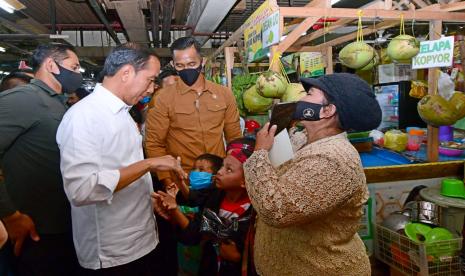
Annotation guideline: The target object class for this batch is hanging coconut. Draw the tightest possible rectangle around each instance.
[243,85,273,114]
[360,50,380,71]
[256,71,288,98]
[449,91,465,120]
[281,83,307,102]
[387,35,420,61]
[339,41,375,69]
[417,94,458,126]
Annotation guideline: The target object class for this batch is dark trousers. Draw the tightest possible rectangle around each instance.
[81,246,162,276]
[12,232,81,276]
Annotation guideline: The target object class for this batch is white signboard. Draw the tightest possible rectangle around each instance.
[262,11,280,48]
[412,36,454,69]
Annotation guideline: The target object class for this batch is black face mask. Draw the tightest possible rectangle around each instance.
[292,101,327,121]
[53,62,83,94]
[177,64,202,86]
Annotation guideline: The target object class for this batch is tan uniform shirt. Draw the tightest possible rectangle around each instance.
[145,77,242,180]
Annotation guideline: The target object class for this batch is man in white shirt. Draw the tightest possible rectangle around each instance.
[56,44,184,274]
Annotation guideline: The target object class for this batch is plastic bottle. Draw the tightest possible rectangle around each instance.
[407,129,425,151]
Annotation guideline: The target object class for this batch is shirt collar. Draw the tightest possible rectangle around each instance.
[177,75,215,95]
[30,79,59,96]
[94,84,131,114]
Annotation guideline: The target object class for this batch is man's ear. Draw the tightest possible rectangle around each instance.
[119,64,134,83]
[45,57,60,75]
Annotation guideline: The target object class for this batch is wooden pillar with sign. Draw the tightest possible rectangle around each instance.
[427,20,442,162]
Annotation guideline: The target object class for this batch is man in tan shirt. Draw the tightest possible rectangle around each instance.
[145,37,242,187]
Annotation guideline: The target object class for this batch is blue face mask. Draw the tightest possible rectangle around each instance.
[139,96,151,104]
[189,171,213,190]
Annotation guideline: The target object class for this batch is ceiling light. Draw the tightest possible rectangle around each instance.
[0,71,3,74]
[0,0,25,13]
[0,1,14,13]
[331,0,341,5]
[0,47,5,52]
[79,68,86,73]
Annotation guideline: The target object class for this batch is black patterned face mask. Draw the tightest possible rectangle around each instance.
[292,101,327,121]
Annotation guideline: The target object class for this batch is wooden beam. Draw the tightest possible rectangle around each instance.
[151,0,160,48]
[287,20,398,52]
[385,0,392,9]
[439,1,465,12]
[278,17,320,53]
[325,46,333,74]
[364,161,464,183]
[293,0,388,47]
[224,47,236,90]
[279,7,465,21]
[427,20,442,162]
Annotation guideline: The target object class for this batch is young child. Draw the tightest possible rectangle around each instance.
[177,153,223,276]
[153,138,256,276]
[177,153,223,202]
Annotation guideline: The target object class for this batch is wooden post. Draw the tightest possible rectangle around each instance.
[224,47,236,90]
[427,20,442,162]
[325,46,333,74]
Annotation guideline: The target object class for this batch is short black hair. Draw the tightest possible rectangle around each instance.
[156,64,177,85]
[170,37,201,56]
[196,154,223,174]
[75,87,90,99]
[102,43,158,77]
[0,69,34,92]
[31,43,76,73]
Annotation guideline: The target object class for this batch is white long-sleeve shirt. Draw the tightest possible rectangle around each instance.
[56,84,158,269]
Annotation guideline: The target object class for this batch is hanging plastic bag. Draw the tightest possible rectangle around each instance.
[199,208,251,241]
[438,70,455,101]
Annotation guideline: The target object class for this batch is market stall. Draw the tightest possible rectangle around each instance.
[207,0,465,274]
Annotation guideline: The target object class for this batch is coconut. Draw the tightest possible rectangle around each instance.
[417,94,458,126]
[256,71,288,98]
[360,51,380,71]
[281,83,307,102]
[339,41,375,69]
[387,35,420,61]
[450,91,465,120]
[243,85,273,114]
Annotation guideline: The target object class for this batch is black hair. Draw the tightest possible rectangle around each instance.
[102,43,157,77]
[226,137,256,159]
[195,154,224,174]
[31,43,76,73]
[0,69,34,92]
[156,64,177,85]
[170,37,201,56]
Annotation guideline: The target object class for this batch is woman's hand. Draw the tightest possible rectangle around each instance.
[219,240,241,262]
[254,122,277,151]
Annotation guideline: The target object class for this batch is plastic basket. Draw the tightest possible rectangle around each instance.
[375,224,462,276]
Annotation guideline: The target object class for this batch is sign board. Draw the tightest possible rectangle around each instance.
[300,52,325,78]
[244,0,279,63]
[262,11,280,48]
[412,36,454,69]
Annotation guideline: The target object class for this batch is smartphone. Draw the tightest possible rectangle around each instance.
[269,102,297,136]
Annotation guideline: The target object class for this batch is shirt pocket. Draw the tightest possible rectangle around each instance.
[204,102,226,128]
[174,103,196,129]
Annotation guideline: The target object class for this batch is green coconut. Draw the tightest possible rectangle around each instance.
[281,83,307,102]
[243,85,273,114]
[449,91,465,120]
[417,94,458,126]
[256,71,288,98]
[387,35,420,61]
[360,51,380,71]
[339,41,375,69]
